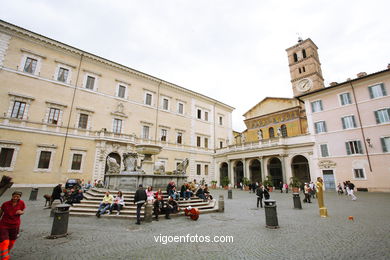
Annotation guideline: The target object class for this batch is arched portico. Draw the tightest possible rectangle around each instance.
[268,157,283,187]
[219,162,228,187]
[291,155,311,183]
[249,159,262,183]
[234,161,244,188]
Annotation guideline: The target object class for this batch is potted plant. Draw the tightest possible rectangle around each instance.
[262,176,273,192]
[242,177,251,191]
[211,180,218,189]
[289,176,302,193]
[221,176,230,189]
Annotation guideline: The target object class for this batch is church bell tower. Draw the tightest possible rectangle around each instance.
[286,38,325,96]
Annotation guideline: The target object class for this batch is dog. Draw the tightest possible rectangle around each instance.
[348,216,354,221]
[43,194,52,207]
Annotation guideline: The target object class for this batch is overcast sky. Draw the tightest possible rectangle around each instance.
[1,0,389,131]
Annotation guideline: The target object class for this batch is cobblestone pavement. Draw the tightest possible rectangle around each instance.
[2,187,390,260]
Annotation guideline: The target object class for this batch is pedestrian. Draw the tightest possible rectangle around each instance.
[0,191,26,259]
[283,183,289,193]
[337,183,343,195]
[309,182,316,198]
[256,185,264,208]
[134,184,147,225]
[347,181,357,201]
[280,181,283,193]
[50,183,63,206]
[303,183,311,203]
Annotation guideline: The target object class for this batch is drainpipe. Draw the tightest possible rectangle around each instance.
[59,53,84,168]
[154,81,162,143]
[349,82,372,172]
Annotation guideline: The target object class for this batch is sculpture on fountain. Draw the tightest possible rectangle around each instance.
[174,158,189,175]
[123,152,140,172]
[153,161,165,174]
[106,156,120,174]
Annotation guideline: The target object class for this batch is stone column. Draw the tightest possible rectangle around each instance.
[260,156,266,181]
[280,154,288,184]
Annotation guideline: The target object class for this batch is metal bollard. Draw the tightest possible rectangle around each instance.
[264,200,279,229]
[293,193,302,209]
[48,204,70,238]
[228,189,232,199]
[144,202,153,223]
[218,195,225,212]
[29,187,39,201]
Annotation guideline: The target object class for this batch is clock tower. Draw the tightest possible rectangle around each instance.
[286,38,325,96]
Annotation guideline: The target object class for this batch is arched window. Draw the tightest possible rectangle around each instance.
[281,124,287,137]
[298,68,301,74]
[269,127,275,138]
[302,49,307,58]
[293,53,298,62]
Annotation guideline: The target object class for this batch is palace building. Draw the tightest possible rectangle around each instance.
[0,20,234,187]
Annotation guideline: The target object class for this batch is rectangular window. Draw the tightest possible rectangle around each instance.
[204,138,208,148]
[71,153,82,170]
[311,100,323,113]
[204,111,209,121]
[374,109,390,124]
[57,67,69,82]
[320,144,329,157]
[381,137,390,152]
[38,151,51,169]
[314,121,327,133]
[23,57,37,74]
[11,101,26,119]
[48,108,60,125]
[177,132,182,144]
[113,119,122,134]
[354,169,365,179]
[78,113,88,129]
[341,115,357,129]
[339,93,352,105]
[0,148,14,168]
[142,126,150,139]
[196,164,201,175]
[178,103,184,114]
[219,116,223,125]
[118,85,126,98]
[345,140,363,155]
[162,98,169,110]
[197,109,202,119]
[197,136,201,147]
[145,93,152,105]
[220,141,223,148]
[85,76,95,90]
[161,129,167,141]
[205,165,209,175]
[369,83,387,98]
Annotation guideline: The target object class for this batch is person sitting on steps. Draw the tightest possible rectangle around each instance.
[96,191,114,218]
[110,191,125,216]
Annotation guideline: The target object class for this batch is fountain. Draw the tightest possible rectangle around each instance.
[104,144,188,191]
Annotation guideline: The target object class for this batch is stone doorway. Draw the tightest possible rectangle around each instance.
[249,159,262,183]
[291,155,311,184]
[268,157,283,187]
[219,162,228,187]
[234,161,244,188]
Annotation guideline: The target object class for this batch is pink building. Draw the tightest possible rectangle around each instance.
[298,68,390,191]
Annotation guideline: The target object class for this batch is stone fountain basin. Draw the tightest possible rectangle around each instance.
[135,144,162,155]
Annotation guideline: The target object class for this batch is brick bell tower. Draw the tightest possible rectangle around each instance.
[286,38,325,96]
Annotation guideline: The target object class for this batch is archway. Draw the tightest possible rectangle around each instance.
[105,152,121,174]
[249,159,262,183]
[268,157,283,187]
[219,162,228,187]
[291,155,311,183]
[234,161,244,188]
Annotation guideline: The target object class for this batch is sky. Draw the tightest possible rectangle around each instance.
[1,0,389,131]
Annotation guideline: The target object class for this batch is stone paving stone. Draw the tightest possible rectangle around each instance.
[2,187,390,259]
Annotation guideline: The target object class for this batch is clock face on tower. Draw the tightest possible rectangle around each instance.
[296,78,313,92]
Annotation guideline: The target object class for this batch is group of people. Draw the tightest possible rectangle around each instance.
[96,191,125,217]
[303,182,316,203]
[50,184,85,206]
[338,181,357,200]
[254,184,270,208]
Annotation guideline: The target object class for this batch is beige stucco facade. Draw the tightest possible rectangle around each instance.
[0,21,234,187]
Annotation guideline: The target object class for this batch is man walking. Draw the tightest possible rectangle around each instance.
[134,184,147,225]
[347,181,357,201]
[256,185,264,208]
[0,191,25,259]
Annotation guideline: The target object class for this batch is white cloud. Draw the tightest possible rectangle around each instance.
[1,0,389,131]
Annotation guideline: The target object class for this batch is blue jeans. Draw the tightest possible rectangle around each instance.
[98,203,110,214]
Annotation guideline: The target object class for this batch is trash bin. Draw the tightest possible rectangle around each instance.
[49,204,70,238]
[293,193,302,209]
[264,199,279,229]
[29,188,39,201]
[144,203,153,223]
[218,195,225,212]
[228,189,232,199]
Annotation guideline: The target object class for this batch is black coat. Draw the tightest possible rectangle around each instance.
[51,185,62,200]
[134,188,147,203]
[256,188,264,198]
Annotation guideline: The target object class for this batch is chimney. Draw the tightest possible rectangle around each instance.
[357,72,367,78]
[329,82,338,86]
[387,63,390,69]
[346,78,352,81]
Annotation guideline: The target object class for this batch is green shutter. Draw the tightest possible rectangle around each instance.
[347,93,352,104]
[381,138,388,152]
[319,100,323,111]
[381,83,387,96]
[340,95,345,105]
[314,123,318,134]
[357,141,363,154]
[352,116,357,127]
[311,102,315,112]
[342,118,346,129]
[324,121,327,132]
[368,86,374,98]
[374,111,380,124]
[345,142,351,155]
